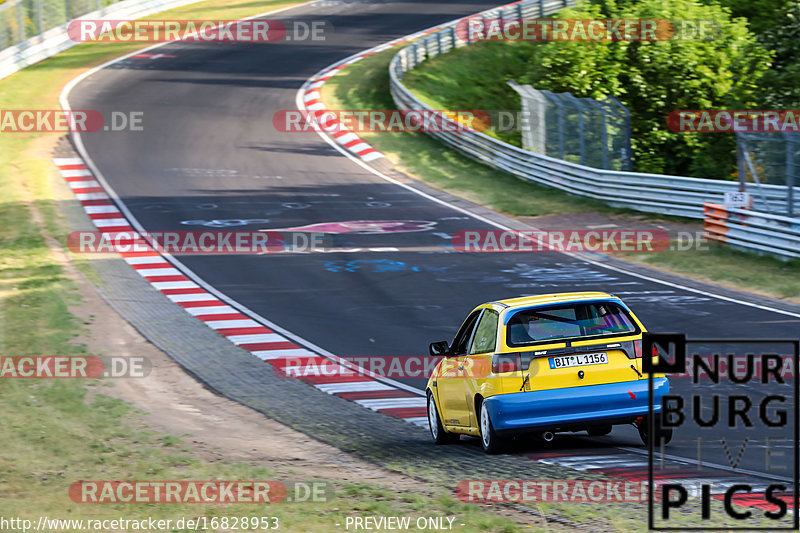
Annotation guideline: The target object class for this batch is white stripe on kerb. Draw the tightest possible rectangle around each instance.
[124,256,167,265]
[315,381,394,394]
[204,319,262,330]
[60,169,92,177]
[68,180,100,189]
[355,398,426,410]
[54,157,84,166]
[164,292,214,303]
[151,281,197,290]
[139,267,182,277]
[84,205,120,214]
[75,192,108,200]
[92,218,130,228]
[184,305,237,316]
[253,348,316,360]
[361,151,383,161]
[225,333,284,345]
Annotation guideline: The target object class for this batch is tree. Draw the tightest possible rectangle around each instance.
[699,0,788,35]
[519,0,772,178]
[758,2,800,108]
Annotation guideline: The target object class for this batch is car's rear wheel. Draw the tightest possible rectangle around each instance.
[637,415,673,446]
[478,399,505,454]
[427,393,458,445]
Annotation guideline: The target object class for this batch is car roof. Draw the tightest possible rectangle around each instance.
[492,292,619,309]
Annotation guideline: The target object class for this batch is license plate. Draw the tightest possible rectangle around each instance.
[549,352,608,369]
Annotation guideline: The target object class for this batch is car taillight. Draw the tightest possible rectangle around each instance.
[633,339,658,358]
[492,353,521,373]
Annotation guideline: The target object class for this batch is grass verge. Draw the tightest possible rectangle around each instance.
[1,378,524,531]
[321,47,800,303]
[0,2,527,531]
[324,52,613,218]
[403,41,532,147]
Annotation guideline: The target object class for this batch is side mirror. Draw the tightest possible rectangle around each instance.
[429,341,450,356]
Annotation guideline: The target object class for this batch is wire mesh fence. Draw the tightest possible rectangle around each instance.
[737,131,799,217]
[0,0,120,50]
[510,81,632,171]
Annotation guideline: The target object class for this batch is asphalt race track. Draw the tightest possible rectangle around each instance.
[65,0,800,484]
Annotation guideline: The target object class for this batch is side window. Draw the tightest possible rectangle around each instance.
[450,310,482,356]
[469,309,498,354]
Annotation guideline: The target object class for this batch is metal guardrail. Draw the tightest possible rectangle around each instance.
[1,0,115,50]
[704,203,800,260]
[388,0,800,220]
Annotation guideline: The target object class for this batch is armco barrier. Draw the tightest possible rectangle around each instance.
[388,0,799,220]
[704,203,800,260]
[0,0,205,80]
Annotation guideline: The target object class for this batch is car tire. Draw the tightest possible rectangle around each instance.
[478,399,505,454]
[638,415,673,446]
[427,393,459,445]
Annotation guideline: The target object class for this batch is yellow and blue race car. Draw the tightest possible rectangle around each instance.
[426,292,671,453]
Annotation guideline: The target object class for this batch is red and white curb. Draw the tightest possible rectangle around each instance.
[298,26,450,163]
[55,0,530,436]
[301,64,382,163]
[297,1,533,162]
[54,156,429,427]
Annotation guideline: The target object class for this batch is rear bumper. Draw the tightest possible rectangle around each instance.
[483,378,669,434]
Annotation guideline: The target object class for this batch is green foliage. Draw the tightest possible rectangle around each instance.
[700,0,789,35]
[404,41,532,146]
[756,2,800,108]
[519,0,771,177]
[700,0,800,107]
[406,0,773,178]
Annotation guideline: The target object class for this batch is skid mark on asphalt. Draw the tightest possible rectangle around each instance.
[321,259,448,273]
[180,218,272,227]
[269,220,437,234]
[434,261,628,286]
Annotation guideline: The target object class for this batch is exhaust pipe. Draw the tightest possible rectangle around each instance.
[541,431,555,442]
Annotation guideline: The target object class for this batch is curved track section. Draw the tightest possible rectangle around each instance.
[61,0,800,504]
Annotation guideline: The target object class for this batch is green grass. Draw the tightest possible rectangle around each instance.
[322,47,800,303]
[0,379,529,532]
[403,41,535,146]
[325,49,612,218]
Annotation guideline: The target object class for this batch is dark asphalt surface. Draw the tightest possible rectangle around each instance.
[67,0,799,480]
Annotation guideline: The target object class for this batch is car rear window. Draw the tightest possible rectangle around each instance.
[506,301,638,346]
